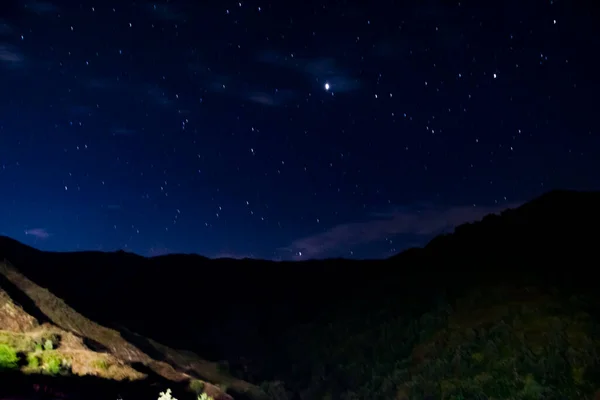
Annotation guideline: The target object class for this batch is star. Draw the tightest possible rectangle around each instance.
[0,0,596,263]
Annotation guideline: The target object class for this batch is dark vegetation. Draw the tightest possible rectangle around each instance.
[0,368,179,400]
[1,190,600,399]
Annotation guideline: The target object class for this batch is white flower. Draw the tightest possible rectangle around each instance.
[158,389,177,400]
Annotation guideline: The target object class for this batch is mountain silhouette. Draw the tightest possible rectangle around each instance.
[1,189,600,399]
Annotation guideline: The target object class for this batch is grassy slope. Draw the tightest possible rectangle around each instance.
[1,279,142,380]
[0,260,266,400]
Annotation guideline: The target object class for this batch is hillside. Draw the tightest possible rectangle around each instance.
[1,189,600,399]
[0,260,267,400]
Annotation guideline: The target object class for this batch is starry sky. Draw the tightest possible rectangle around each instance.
[0,0,598,260]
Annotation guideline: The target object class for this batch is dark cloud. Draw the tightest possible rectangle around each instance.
[283,202,521,259]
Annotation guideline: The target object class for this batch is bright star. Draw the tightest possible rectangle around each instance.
[324,83,330,91]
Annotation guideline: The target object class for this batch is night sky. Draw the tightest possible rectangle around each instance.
[0,0,598,260]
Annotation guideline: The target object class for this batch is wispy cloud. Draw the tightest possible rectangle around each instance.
[0,21,13,36]
[258,52,362,93]
[148,247,171,257]
[144,84,175,108]
[24,228,50,239]
[303,57,361,93]
[191,50,360,106]
[283,202,521,259]
[246,92,278,106]
[213,252,254,260]
[145,2,186,22]
[317,74,361,93]
[0,45,24,66]
[246,89,297,106]
[199,69,299,107]
[23,1,58,14]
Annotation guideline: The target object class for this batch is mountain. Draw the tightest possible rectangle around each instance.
[379,189,600,295]
[1,189,600,400]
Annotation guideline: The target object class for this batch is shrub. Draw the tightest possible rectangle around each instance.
[0,344,19,370]
[45,356,61,375]
[159,388,213,400]
[42,352,69,375]
[189,380,205,394]
[41,333,61,348]
[27,353,40,368]
[92,358,109,370]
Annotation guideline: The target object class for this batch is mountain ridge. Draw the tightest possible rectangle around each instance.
[2,189,599,363]
[2,189,600,399]
[2,189,596,262]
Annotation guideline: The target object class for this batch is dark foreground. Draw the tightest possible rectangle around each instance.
[1,190,600,399]
[0,370,178,400]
